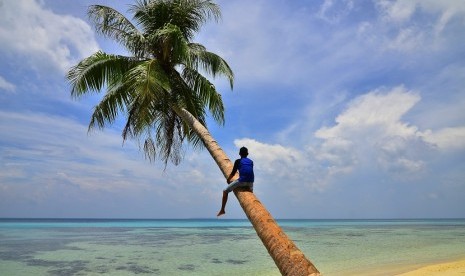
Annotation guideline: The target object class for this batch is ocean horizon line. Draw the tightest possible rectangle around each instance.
[1,217,464,220]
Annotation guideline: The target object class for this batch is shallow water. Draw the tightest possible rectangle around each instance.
[1,219,464,275]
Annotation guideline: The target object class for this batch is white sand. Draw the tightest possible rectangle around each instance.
[396,259,465,276]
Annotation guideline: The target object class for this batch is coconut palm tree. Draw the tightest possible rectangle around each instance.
[67,1,320,275]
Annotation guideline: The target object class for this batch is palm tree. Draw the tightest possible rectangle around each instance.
[67,1,320,275]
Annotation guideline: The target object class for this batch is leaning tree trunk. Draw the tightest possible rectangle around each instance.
[176,107,321,276]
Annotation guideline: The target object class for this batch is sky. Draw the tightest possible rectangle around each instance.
[0,0,464,219]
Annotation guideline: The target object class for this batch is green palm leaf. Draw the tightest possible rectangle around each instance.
[68,51,136,97]
[182,67,224,124]
[88,5,147,57]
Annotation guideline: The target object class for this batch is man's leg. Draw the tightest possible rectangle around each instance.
[217,180,240,217]
[217,190,228,217]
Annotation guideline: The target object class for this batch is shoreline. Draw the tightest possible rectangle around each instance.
[338,257,465,276]
[395,258,465,276]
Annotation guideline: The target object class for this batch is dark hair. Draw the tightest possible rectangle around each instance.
[239,147,248,156]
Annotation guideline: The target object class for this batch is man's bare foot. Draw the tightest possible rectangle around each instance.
[217,210,225,217]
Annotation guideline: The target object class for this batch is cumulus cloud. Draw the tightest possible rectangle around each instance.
[420,127,465,150]
[232,138,329,194]
[313,87,424,177]
[316,86,420,139]
[234,138,305,177]
[313,86,465,178]
[0,0,99,73]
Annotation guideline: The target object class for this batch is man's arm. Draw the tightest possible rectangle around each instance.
[227,159,240,183]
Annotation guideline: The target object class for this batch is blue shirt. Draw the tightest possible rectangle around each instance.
[234,157,254,182]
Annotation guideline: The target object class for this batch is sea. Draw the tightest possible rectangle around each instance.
[1,219,465,276]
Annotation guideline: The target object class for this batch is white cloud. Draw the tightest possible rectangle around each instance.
[375,0,465,35]
[376,0,465,23]
[0,76,15,92]
[234,138,303,168]
[313,87,422,175]
[386,27,424,52]
[313,86,465,179]
[316,86,421,139]
[0,110,178,204]
[376,0,417,23]
[344,0,465,56]
[420,127,465,150]
[0,0,99,73]
[317,0,354,24]
[232,138,328,193]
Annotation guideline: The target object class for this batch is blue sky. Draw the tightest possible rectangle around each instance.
[1,0,464,219]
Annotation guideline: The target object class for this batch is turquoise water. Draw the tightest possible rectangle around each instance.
[1,219,465,275]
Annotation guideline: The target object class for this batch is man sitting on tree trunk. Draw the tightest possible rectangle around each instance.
[217,147,254,217]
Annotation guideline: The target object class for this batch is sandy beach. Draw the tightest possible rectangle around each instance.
[396,259,465,276]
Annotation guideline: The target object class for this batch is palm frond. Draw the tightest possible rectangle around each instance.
[88,80,132,131]
[132,0,221,40]
[186,43,234,89]
[153,23,190,64]
[67,51,136,98]
[143,136,157,162]
[137,109,185,166]
[182,67,224,125]
[171,0,221,39]
[157,110,184,165]
[122,60,171,138]
[131,0,171,36]
[88,5,146,57]
[127,59,170,91]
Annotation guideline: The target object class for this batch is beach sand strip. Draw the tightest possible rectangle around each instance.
[396,259,465,276]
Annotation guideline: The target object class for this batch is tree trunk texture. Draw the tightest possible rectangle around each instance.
[176,108,321,275]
